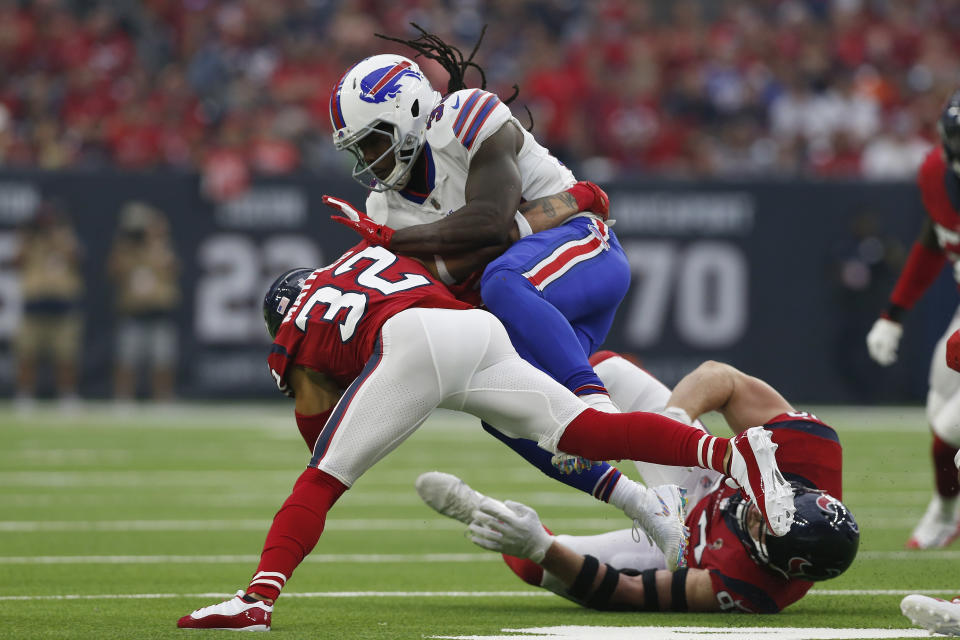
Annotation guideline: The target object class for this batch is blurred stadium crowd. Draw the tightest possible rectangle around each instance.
[0,0,957,181]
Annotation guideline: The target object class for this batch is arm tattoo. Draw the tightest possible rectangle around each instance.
[520,192,577,219]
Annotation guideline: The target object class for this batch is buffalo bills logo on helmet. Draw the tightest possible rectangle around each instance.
[359,62,422,104]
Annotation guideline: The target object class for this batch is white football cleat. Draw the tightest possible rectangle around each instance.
[622,484,689,571]
[177,590,272,631]
[727,426,795,537]
[901,593,960,635]
[416,471,485,524]
[905,496,960,549]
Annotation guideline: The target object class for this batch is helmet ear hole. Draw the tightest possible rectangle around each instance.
[411,99,419,117]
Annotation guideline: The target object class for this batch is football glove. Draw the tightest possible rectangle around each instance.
[567,181,610,220]
[866,317,903,366]
[467,498,553,563]
[323,195,395,247]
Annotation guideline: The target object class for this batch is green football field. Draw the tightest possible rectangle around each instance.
[1,402,956,639]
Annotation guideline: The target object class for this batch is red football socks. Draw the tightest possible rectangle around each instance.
[933,434,960,498]
[557,408,729,472]
[246,467,348,601]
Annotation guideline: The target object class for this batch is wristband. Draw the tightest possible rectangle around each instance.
[433,255,456,285]
[881,303,907,324]
[514,211,533,238]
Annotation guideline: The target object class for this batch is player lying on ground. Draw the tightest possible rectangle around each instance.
[866,88,960,549]
[418,355,859,613]
[177,243,795,630]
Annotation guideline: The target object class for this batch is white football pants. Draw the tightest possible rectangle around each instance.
[312,307,587,486]
[928,304,960,447]
[538,354,724,597]
[593,354,723,506]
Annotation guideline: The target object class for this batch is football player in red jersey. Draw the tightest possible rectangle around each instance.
[417,355,859,613]
[866,89,960,549]
[177,242,797,630]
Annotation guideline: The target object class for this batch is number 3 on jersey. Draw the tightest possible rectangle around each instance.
[293,246,431,342]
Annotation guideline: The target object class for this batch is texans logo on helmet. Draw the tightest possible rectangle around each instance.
[816,494,838,514]
[788,556,813,577]
[359,62,421,104]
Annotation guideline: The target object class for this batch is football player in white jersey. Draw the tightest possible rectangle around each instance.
[326,28,630,413]
[324,28,645,527]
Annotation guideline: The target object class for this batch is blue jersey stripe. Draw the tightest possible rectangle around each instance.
[310,336,384,467]
[713,570,781,613]
[452,90,481,136]
[399,144,435,204]
[765,419,839,443]
[461,95,500,149]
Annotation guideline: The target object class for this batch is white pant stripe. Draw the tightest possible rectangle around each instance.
[696,434,709,469]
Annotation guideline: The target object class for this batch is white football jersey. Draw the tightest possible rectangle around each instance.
[365,88,576,229]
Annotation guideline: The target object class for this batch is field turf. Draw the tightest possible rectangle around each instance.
[0,402,954,639]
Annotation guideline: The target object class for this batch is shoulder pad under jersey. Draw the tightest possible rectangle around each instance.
[365,191,389,225]
[425,89,513,159]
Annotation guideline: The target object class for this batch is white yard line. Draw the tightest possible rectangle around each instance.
[0,553,501,564]
[0,589,954,602]
[2,550,956,564]
[0,518,625,532]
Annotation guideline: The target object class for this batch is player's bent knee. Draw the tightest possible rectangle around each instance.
[480,268,536,311]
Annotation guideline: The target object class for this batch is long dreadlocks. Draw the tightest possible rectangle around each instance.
[375,23,523,109]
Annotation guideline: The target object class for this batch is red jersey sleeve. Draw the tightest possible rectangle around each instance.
[885,148,951,310]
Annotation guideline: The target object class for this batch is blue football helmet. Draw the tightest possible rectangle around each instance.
[263,268,314,339]
[725,481,860,581]
[938,89,960,175]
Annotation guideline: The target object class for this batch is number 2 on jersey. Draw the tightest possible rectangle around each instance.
[293,246,430,342]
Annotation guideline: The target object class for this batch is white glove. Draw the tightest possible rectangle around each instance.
[866,317,903,366]
[467,498,553,563]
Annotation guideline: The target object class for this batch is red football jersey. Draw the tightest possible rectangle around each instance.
[267,241,473,392]
[918,148,960,258]
[684,412,843,613]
